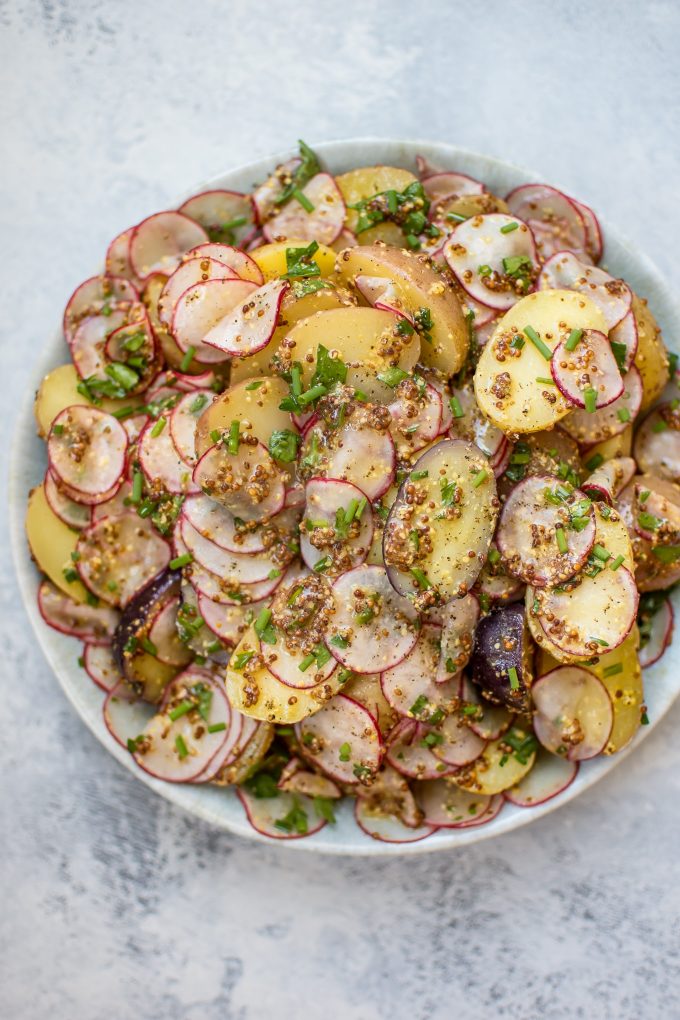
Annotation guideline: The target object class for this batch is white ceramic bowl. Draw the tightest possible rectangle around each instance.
[10,139,680,855]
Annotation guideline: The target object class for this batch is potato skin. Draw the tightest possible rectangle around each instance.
[633,294,669,412]
[469,603,533,712]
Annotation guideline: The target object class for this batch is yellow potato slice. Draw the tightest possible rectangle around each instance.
[34,364,139,437]
[225,627,346,723]
[335,166,418,239]
[449,729,536,795]
[26,483,89,602]
[195,376,295,458]
[474,290,607,433]
[583,423,633,466]
[336,244,469,374]
[632,294,669,412]
[251,240,336,282]
[278,306,420,403]
[127,651,179,704]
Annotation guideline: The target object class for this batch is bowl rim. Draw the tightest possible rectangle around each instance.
[10,137,680,856]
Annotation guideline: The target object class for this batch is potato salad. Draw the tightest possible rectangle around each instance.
[26,141,678,842]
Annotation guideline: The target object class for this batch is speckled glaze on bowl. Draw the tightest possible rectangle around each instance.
[10,140,680,855]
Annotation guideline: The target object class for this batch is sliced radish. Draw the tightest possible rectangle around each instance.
[104,683,155,748]
[38,579,120,643]
[436,594,480,675]
[147,595,193,667]
[63,275,139,342]
[171,277,258,364]
[432,710,487,767]
[326,565,420,674]
[105,229,139,284]
[505,184,588,261]
[158,256,238,328]
[300,420,396,501]
[84,643,122,692]
[459,677,512,741]
[70,309,129,379]
[187,556,282,607]
[181,517,284,585]
[573,200,603,262]
[497,474,595,586]
[551,329,623,409]
[300,477,373,574]
[192,438,285,521]
[416,779,494,827]
[475,554,525,605]
[76,512,171,607]
[354,275,415,324]
[533,565,639,657]
[277,761,341,799]
[460,293,497,328]
[609,310,638,372]
[191,702,244,784]
[178,190,256,247]
[169,389,215,467]
[44,470,92,529]
[263,173,345,245]
[48,406,128,502]
[354,797,437,843]
[203,279,289,357]
[197,591,267,646]
[448,383,507,461]
[237,787,327,840]
[252,156,302,224]
[183,493,297,555]
[104,316,159,395]
[422,171,485,203]
[504,749,579,806]
[539,250,631,329]
[385,718,451,780]
[581,456,636,505]
[295,694,383,784]
[444,214,539,310]
[633,404,680,482]
[129,211,209,280]
[137,416,199,496]
[389,380,443,454]
[532,666,613,761]
[633,484,680,543]
[91,479,133,522]
[380,626,460,720]
[186,242,264,284]
[560,366,642,446]
[639,597,674,668]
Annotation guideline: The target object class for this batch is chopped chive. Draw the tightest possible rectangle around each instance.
[377,366,408,388]
[245,380,263,390]
[500,221,519,234]
[447,212,467,223]
[131,469,143,504]
[292,187,314,212]
[410,567,432,589]
[298,653,316,672]
[233,651,254,670]
[169,552,192,570]
[228,419,240,454]
[169,700,194,721]
[313,555,332,573]
[298,383,327,407]
[339,742,351,762]
[592,544,611,562]
[449,396,464,418]
[617,407,631,423]
[583,387,597,414]
[210,428,222,444]
[254,608,273,639]
[488,548,501,565]
[536,377,555,385]
[591,637,609,647]
[207,722,227,733]
[641,712,650,725]
[603,663,623,678]
[150,416,167,438]
[140,637,157,656]
[639,490,651,502]
[652,545,680,563]
[652,419,668,433]
[510,334,525,351]
[190,393,208,414]
[508,666,519,690]
[175,734,189,759]
[609,554,625,571]
[585,453,604,472]
[472,469,488,488]
[555,527,568,554]
[523,325,552,360]
[179,346,196,372]
[410,469,429,480]
[564,328,583,352]
[638,511,661,531]
[330,634,348,648]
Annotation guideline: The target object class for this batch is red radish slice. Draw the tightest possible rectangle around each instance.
[560,366,642,446]
[178,190,256,247]
[461,293,497,328]
[183,493,292,555]
[277,761,341,799]
[535,565,639,657]
[63,275,139,342]
[300,421,396,501]
[262,638,339,692]
[475,315,502,348]
[252,156,302,224]
[55,474,123,509]
[423,374,454,433]
[432,710,487,767]
[133,673,230,782]
[422,171,485,202]
[76,512,171,607]
[444,214,539,310]
[71,309,129,378]
[147,596,193,667]
[380,626,459,720]
[389,381,443,453]
[573,200,603,263]
[416,779,493,827]
[172,277,258,364]
[246,233,265,252]
[354,275,415,324]
[263,172,345,245]
[491,438,512,479]
[609,310,638,372]
[475,552,525,605]
[48,406,128,501]
[203,279,289,357]
[353,763,421,826]
[105,229,139,284]
[187,243,264,284]
[295,694,383,784]
[300,477,373,573]
[436,595,480,677]
[185,548,282,606]
[129,211,209,280]
[505,184,588,261]
[551,329,623,409]
[38,579,120,643]
[158,257,238,328]
[104,317,159,394]
[581,456,636,505]
[84,643,122,692]
[122,414,148,443]
[237,787,327,840]
[504,749,579,806]
[459,677,512,741]
[639,597,674,668]
[169,390,215,467]
[448,384,506,461]
[327,565,420,674]
[197,592,266,646]
[149,367,218,393]
[539,251,631,329]
[532,666,613,761]
[633,404,680,482]
[138,416,200,496]
[104,683,155,748]
[91,480,132,522]
[354,798,437,843]
[385,718,451,780]
[192,439,286,521]
[497,474,595,586]
[634,484,680,543]
[191,703,243,783]
[180,517,283,585]
[44,470,92,529]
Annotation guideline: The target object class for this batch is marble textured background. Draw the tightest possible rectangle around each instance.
[2,1,680,1017]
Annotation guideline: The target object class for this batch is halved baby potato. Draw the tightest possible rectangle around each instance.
[26,483,89,603]
[335,165,418,242]
[632,294,669,412]
[195,376,295,458]
[34,364,140,437]
[336,244,469,375]
[474,290,607,433]
[251,239,336,282]
[449,727,536,795]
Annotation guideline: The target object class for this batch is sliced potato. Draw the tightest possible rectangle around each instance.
[335,166,418,241]
[336,244,469,375]
[592,502,635,569]
[34,364,139,437]
[474,290,607,433]
[632,294,669,412]
[583,423,633,465]
[251,240,336,282]
[26,483,89,603]
[589,628,643,754]
[125,650,178,704]
[449,728,536,795]
[225,627,346,723]
[195,376,295,458]
[278,306,420,403]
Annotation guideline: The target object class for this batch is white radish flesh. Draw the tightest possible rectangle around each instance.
[178,190,256,248]
[158,256,238,328]
[639,597,674,668]
[76,512,171,608]
[633,404,680,483]
[169,390,216,467]
[192,439,286,522]
[129,211,209,280]
[504,748,579,806]
[171,277,258,364]
[609,310,638,372]
[203,279,289,357]
[354,798,437,843]
[539,250,631,329]
[63,275,139,342]
[416,779,493,828]
[444,214,539,311]
[44,470,92,529]
[237,787,327,839]
[300,478,373,574]
[48,406,128,502]
[385,718,451,780]
[559,366,642,446]
[138,416,200,496]
[532,666,613,761]
[550,330,623,409]
[186,243,264,284]
[38,579,120,643]
[380,626,460,720]
[84,643,123,692]
[295,694,383,784]
[505,184,587,261]
[300,420,396,502]
[262,172,345,245]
